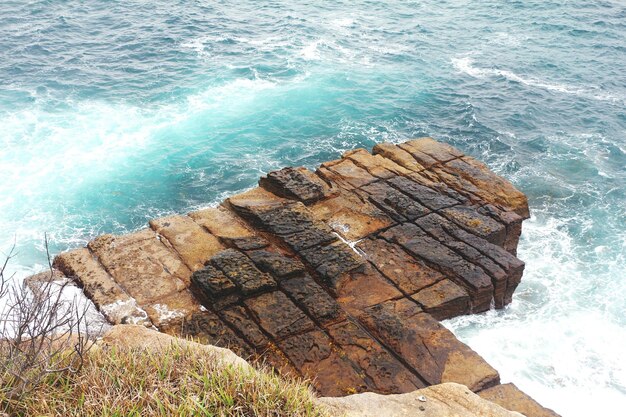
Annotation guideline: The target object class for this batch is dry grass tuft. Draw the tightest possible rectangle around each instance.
[1,342,333,417]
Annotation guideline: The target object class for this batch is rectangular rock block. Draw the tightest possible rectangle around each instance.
[299,241,365,288]
[318,159,377,189]
[443,157,529,218]
[440,206,507,247]
[145,289,200,330]
[277,329,369,396]
[190,263,239,310]
[400,137,464,163]
[259,166,331,205]
[179,310,254,359]
[310,191,394,241]
[343,148,412,178]
[210,249,276,296]
[188,206,253,239]
[357,238,444,295]
[327,320,425,393]
[381,224,493,312]
[387,176,460,211]
[359,299,500,391]
[280,274,344,324]
[150,214,224,271]
[88,230,190,304]
[360,181,430,222]
[247,248,306,279]
[53,248,150,325]
[334,264,403,316]
[372,143,427,172]
[411,279,470,320]
[245,291,316,340]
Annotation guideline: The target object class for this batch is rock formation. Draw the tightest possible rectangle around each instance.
[42,138,558,416]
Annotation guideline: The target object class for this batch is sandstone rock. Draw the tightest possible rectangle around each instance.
[479,383,561,417]
[150,214,224,271]
[381,223,494,312]
[280,274,344,324]
[318,382,525,417]
[359,299,499,391]
[357,238,444,294]
[343,148,412,178]
[179,310,254,358]
[245,291,315,340]
[359,180,430,222]
[334,264,403,316]
[211,249,277,296]
[259,166,330,204]
[277,329,368,396]
[401,137,464,163]
[442,157,530,218]
[412,279,470,320]
[372,142,427,172]
[188,206,253,239]
[327,319,424,393]
[317,159,377,189]
[310,192,394,241]
[88,230,190,304]
[299,241,365,287]
[247,248,306,279]
[53,248,150,325]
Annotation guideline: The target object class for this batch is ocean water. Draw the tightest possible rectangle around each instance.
[0,1,624,415]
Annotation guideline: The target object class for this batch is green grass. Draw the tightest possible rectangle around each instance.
[1,342,334,417]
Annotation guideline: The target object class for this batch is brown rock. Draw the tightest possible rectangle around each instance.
[277,329,368,396]
[359,180,430,222]
[343,148,413,178]
[387,176,460,211]
[299,241,365,287]
[400,137,464,163]
[412,279,470,320]
[479,383,561,417]
[190,263,239,310]
[372,143,427,172]
[381,223,493,312]
[211,249,276,296]
[259,166,330,204]
[150,214,224,271]
[144,289,200,329]
[357,238,444,294]
[319,382,525,417]
[245,291,315,340]
[335,264,403,316]
[88,230,191,303]
[280,274,344,324]
[179,310,254,359]
[310,192,394,241]
[327,320,424,393]
[318,159,377,189]
[440,206,507,246]
[247,248,306,279]
[359,299,499,391]
[442,157,529,218]
[188,206,253,239]
[53,248,150,325]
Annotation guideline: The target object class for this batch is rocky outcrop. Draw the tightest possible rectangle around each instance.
[39,138,557,414]
[319,382,525,417]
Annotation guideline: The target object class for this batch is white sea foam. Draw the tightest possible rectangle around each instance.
[445,213,626,417]
[452,56,624,104]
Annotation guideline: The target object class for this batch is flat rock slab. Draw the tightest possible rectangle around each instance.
[319,382,526,417]
[479,383,561,417]
[43,139,539,405]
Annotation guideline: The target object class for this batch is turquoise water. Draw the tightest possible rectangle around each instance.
[1,1,624,414]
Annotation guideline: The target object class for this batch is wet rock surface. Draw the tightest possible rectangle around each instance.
[41,139,540,410]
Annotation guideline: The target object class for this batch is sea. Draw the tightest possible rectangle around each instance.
[0,1,624,415]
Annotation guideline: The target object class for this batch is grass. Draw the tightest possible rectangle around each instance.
[0,342,334,417]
